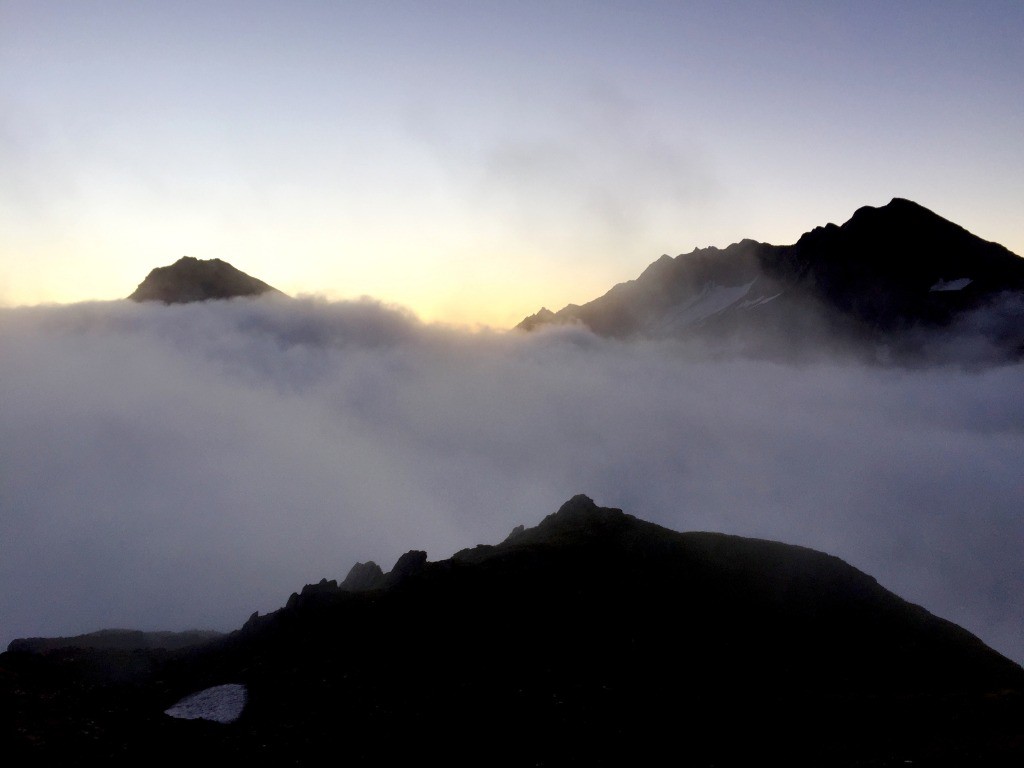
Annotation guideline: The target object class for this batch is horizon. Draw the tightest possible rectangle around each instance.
[3,2,1023,325]
[5,194,1023,329]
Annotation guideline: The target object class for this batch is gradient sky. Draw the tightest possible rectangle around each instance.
[3,1,1022,325]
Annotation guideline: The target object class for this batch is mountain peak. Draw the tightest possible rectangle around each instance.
[516,198,1024,363]
[128,256,283,304]
[844,196,952,227]
[495,494,634,548]
[515,306,559,331]
[556,493,599,514]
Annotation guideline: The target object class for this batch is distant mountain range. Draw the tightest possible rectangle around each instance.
[124,200,1024,363]
[7,629,223,654]
[519,199,1024,363]
[4,495,1023,765]
[128,256,283,303]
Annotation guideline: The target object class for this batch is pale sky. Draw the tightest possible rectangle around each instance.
[3,1,1022,326]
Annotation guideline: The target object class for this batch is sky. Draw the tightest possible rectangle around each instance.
[2,1,1023,325]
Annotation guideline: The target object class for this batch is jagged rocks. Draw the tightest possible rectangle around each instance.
[515,307,558,331]
[5,495,1024,764]
[503,524,526,544]
[340,562,385,592]
[384,550,427,586]
[517,199,1024,363]
[301,578,338,595]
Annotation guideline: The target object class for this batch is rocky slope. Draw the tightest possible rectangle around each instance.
[519,199,1024,363]
[128,256,283,303]
[3,495,1023,765]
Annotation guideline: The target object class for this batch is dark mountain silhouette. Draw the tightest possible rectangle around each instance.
[128,256,283,303]
[339,561,385,591]
[3,495,1023,765]
[519,199,1024,362]
[6,629,222,654]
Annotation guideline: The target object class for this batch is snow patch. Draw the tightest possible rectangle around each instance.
[930,278,972,292]
[656,279,757,333]
[164,683,247,723]
[737,291,783,309]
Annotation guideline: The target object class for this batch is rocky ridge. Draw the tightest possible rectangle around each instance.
[519,199,1024,362]
[128,256,283,304]
[4,495,1023,765]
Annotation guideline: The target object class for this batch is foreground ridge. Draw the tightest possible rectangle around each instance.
[4,495,1023,766]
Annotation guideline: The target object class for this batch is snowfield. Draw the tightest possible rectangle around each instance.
[164,683,247,724]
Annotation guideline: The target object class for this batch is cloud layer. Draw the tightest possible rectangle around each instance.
[2,297,1022,663]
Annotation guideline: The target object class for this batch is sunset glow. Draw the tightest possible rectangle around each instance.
[3,2,1021,324]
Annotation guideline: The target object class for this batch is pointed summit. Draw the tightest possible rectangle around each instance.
[128,256,283,304]
[514,306,558,331]
[516,198,1024,362]
[556,493,599,514]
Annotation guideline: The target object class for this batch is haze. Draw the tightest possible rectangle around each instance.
[2,297,1022,664]
[3,1,1023,324]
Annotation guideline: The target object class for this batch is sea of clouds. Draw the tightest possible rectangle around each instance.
[2,296,1022,663]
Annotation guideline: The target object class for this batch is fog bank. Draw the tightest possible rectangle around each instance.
[2,297,1022,663]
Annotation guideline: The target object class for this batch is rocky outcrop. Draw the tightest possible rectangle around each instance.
[515,307,558,332]
[340,561,385,592]
[518,199,1024,363]
[502,524,526,544]
[285,578,340,609]
[5,496,1024,764]
[384,550,427,586]
[128,256,283,304]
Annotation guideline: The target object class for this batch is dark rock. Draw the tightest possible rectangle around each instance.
[384,550,427,585]
[128,256,283,304]
[554,492,601,517]
[283,579,342,611]
[515,306,559,331]
[502,524,526,543]
[4,496,1024,764]
[340,562,385,592]
[518,198,1024,363]
[6,629,222,654]
[300,578,338,596]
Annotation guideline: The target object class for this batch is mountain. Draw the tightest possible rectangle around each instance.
[128,256,283,303]
[4,495,1023,765]
[7,629,223,654]
[519,199,1024,362]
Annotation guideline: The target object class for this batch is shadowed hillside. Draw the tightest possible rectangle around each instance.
[3,495,1022,765]
[128,256,283,303]
[520,199,1024,363]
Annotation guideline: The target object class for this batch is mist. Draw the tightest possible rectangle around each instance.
[1,296,1022,664]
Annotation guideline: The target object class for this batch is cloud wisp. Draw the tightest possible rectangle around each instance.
[1,297,1022,664]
